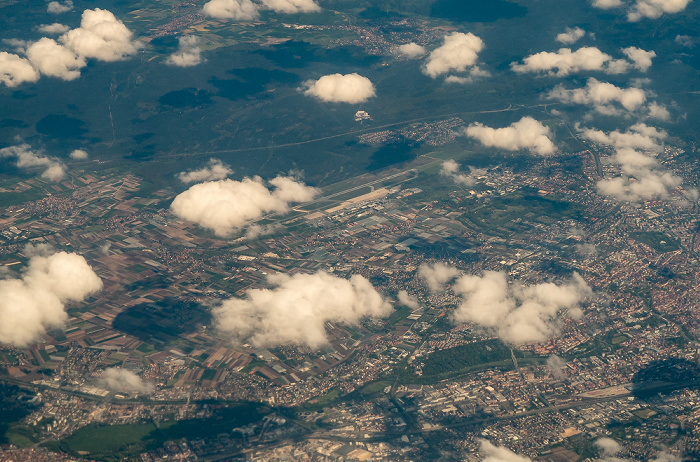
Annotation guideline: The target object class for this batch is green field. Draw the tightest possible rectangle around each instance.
[52,403,270,461]
[408,339,539,383]
[630,232,681,253]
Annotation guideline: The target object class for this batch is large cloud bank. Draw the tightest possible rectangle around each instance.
[419,264,591,345]
[0,144,66,181]
[167,36,203,67]
[580,123,684,201]
[178,158,232,183]
[171,176,319,236]
[99,368,154,394]
[423,32,484,79]
[303,73,376,103]
[214,272,392,348]
[0,247,102,347]
[511,46,654,76]
[0,8,140,86]
[464,117,556,155]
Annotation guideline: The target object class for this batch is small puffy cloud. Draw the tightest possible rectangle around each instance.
[444,66,491,84]
[596,171,682,201]
[397,290,420,309]
[202,0,260,20]
[556,27,586,44]
[581,122,666,151]
[546,355,567,378]
[628,0,692,20]
[582,124,683,201]
[0,247,102,347]
[647,102,670,120]
[60,8,141,62]
[480,440,532,462]
[303,73,376,104]
[26,38,86,81]
[547,78,647,114]
[451,271,591,345]
[593,0,624,8]
[214,271,392,349]
[423,32,484,79]
[440,159,486,186]
[178,158,232,183]
[421,266,591,345]
[171,175,319,236]
[622,46,655,71]
[0,144,66,181]
[167,36,203,67]
[397,42,427,58]
[511,46,654,76]
[418,263,461,293]
[37,23,71,34]
[99,368,154,394]
[576,243,598,255]
[0,52,40,87]
[596,438,622,457]
[69,149,88,160]
[47,0,73,14]
[464,116,556,155]
[260,0,321,13]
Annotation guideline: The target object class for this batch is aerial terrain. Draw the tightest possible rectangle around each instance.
[0,0,700,460]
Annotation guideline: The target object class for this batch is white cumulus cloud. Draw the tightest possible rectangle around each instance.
[214,271,392,348]
[439,159,486,186]
[47,0,73,14]
[464,116,556,155]
[423,32,484,79]
[581,123,684,201]
[171,175,319,236]
[397,290,420,309]
[1,9,139,87]
[419,266,591,345]
[622,46,656,71]
[0,246,102,347]
[546,78,648,114]
[37,23,71,34]
[26,38,86,81]
[203,0,260,20]
[480,440,533,462]
[0,144,66,181]
[178,158,232,183]
[60,8,141,62]
[260,0,321,13]
[0,52,40,87]
[397,42,427,58]
[628,0,692,20]
[418,263,461,293]
[99,368,154,394]
[69,149,88,160]
[451,271,591,345]
[593,0,624,8]
[303,73,376,103]
[556,27,587,44]
[167,36,203,67]
[512,46,654,76]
